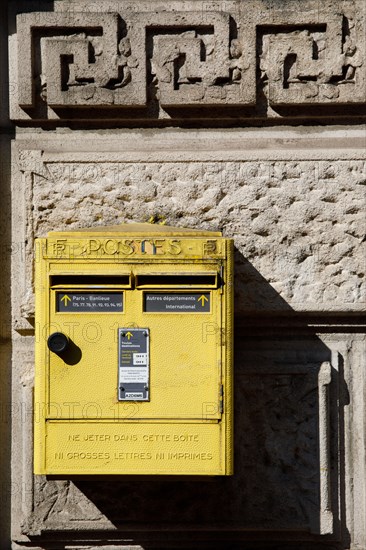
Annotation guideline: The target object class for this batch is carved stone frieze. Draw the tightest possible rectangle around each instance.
[10,1,366,122]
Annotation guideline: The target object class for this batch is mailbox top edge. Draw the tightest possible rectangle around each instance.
[44,223,223,239]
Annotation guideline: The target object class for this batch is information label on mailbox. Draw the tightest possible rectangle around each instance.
[57,292,123,312]
[144,293,210,312]
[118,328,149,401]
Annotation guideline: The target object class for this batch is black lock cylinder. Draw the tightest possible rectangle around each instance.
[47,332,70,354]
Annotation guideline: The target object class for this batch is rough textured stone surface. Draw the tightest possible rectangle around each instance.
[36,159,364,312]
[12,133,366,331]
[9,0,366,122]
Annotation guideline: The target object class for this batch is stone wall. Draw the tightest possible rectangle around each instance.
[0,0,13,545]
[2,0,366,549]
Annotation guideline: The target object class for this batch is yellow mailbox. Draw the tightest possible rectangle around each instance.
[34,224,233,475]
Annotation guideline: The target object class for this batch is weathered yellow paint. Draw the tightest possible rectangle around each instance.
[34,224,233,475]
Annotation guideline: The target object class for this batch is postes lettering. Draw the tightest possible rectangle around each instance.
[50,238,182,257]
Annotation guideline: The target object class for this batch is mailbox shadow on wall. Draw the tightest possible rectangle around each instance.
[34,227,349,546]
[71,256,349,546]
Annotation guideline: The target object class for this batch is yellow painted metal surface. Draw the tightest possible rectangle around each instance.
[34,224,233,475]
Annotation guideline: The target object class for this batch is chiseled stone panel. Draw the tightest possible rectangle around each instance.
[14,327,365,547]
[13,145,366,331]
[9,0,366,122]
[16,329,336,539]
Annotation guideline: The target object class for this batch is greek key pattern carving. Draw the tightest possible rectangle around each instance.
[17,13,145,111]
[11,2,365,121]
[146,12,252,106]
[261,15,365,105]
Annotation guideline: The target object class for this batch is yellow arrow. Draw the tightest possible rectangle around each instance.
[61,294,71,306]
[126,331,133,340]
[198,294,209,307]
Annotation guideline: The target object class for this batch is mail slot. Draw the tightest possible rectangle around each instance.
[34,223,233,475]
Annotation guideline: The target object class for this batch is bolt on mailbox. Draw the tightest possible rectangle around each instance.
[34,224,233,475]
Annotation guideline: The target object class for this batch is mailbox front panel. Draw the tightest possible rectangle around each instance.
[35,227,233,475]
